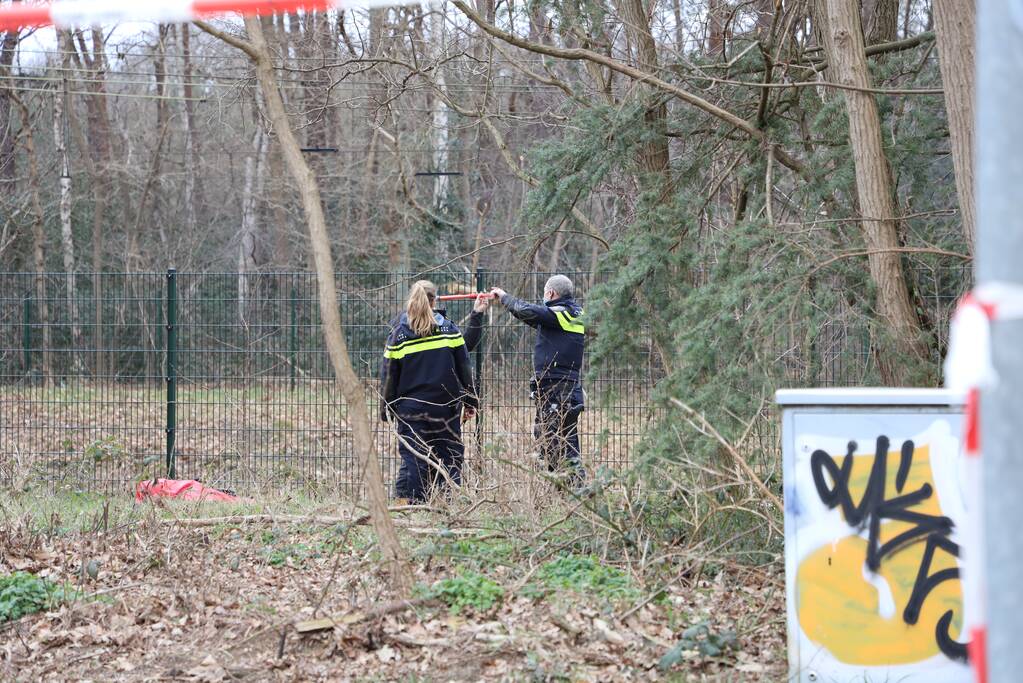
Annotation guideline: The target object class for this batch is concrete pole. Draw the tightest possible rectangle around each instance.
[977,0,1023,680]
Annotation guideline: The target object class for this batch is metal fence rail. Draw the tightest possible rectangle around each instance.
[0,266,967,495]
[0,270,659,494]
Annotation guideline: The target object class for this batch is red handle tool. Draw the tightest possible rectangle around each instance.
[436,293,495,301]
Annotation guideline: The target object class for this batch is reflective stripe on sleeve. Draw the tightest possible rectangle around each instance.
[384,333,466,359]
[385,332,460,352]
[554,310,585,334]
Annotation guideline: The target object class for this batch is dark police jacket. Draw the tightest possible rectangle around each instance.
[424,307,483,352]
[380,312,478,419]
[463,310,484,352]
[500,294,585,394]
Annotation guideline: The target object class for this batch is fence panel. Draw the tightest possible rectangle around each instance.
[1,270,661,494]
[0,272,166,491]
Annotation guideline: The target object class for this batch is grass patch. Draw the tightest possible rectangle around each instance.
[522,554,641,604]
[414,535,518,572]
[1,488,360,536]
[0,571,71,622]
[417,571,505,614]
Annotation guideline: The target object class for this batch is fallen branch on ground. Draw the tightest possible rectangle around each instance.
[294,598,438,633]
[157,505,443,528]
[670,397,784,515]
[385,633,454,647]
[162,514,352,527]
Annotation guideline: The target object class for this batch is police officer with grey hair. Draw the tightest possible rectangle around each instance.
[490,275,586,487]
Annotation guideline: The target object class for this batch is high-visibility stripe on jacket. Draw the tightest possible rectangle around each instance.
[380,311,478,418]
[499,294,585,383]
[554,309,585,334]
[384,332,465,359]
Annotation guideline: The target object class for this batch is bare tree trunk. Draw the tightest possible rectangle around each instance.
[181,24,205,234]
[71,28,135,272]
[547,229,565,271]
[861,0,898,44]
[671,0,686,53]
[707,0,728,56]
[297,12,331,170]
[267,146,293,267]
[197,16,413,596]
[902,0,915,38]
[822,0,931,382]
[365,12,407,282]
[0,26,17,201]
[429,6,451,209]
[12,93,53,385]
[264,19,294,269]
[126,25,171,266]
[66,93,107,379]
[932,0,975,252]
[613,0,680,372]
[614,0,670,187]
[151,25,171,250]
[238,125,267,322]
[53,42,81,369]
[755,0,774,36]
[68,29,114,379]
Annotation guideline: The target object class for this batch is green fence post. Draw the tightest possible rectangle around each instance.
[155,294,164,387]
[22,295,32,374]
[165,268,178,479]
[290,278,297,392]
[474,267,486,451]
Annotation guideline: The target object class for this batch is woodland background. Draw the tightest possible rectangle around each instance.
[0,1,978,676]
[0,0,973,462]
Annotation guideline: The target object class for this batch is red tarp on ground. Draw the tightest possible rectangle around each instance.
[135,479,239,503]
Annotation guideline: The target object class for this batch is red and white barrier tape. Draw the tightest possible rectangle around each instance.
[945,282,1023,683]
[0,0,410,32]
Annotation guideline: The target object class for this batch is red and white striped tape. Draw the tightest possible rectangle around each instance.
[945,282,1023,683]
[0,0,409,32]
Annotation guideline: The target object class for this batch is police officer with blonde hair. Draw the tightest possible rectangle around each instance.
[490,275,586,487]
[380,280,478,502]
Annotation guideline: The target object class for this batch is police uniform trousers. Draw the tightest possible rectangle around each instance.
[533,380,585,485]
[394,409,464,502]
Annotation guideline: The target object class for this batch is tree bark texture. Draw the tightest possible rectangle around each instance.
[238,126,266,322]
[932,0,976,252]
[237,15,414,597]
[0,27,17,199]
[12,93,53,385]
[181,24,205,234]
[707,0,728,56]
[822,0,931,383]
[613,0,670,185]
[429,6,451,210]
[66,29,111,378]
[861,0,898,45]
[53,43,81,367]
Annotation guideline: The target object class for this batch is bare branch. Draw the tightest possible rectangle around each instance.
[450,0,807,176]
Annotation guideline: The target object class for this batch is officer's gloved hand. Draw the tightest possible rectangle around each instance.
[473,293,493,313]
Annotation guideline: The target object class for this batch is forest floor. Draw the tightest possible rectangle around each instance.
[0,491,785,682]
[1,384,651,496]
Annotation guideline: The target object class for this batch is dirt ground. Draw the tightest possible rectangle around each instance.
[0,384,652,495]
[0,492,785,682]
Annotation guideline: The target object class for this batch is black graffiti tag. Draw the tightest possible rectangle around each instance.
[810,436,968,662]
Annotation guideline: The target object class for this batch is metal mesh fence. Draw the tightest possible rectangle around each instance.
[0,266,967,495]
[0,270,659,494]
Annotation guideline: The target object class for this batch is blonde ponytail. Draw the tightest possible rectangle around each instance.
[406,280,437,337]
